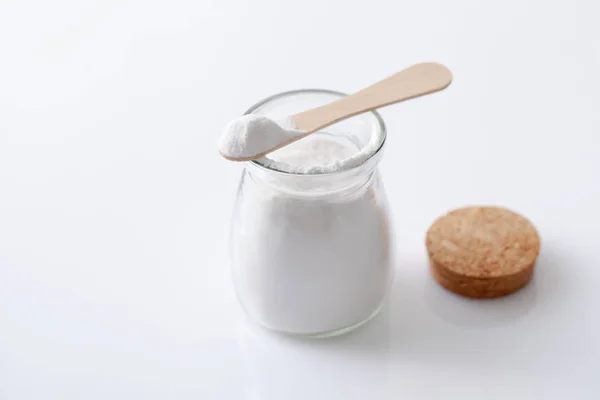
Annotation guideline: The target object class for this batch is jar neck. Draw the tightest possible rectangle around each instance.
[246,148,383,198]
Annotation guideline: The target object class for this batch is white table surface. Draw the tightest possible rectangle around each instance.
[1,0,599,398]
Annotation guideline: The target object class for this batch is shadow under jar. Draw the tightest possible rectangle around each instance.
[230,89,394,338]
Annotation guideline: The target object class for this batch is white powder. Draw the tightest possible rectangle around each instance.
[218,115,302,160]
[219,114,384,174]
[230,138,393,335]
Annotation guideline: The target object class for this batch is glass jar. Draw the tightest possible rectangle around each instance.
[230,89,394,338]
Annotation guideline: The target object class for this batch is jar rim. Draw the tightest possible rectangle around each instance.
[243,89,387,177]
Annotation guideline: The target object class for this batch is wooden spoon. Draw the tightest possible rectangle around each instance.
[220,62,452,161]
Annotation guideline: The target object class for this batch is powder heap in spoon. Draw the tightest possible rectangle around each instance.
[218,115,304,161]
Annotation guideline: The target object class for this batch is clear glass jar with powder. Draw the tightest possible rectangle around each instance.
[230,89,394,337]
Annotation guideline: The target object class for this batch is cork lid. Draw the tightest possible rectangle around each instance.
[426,206,540,298]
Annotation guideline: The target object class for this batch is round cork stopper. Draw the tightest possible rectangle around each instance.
[426,206,540,298]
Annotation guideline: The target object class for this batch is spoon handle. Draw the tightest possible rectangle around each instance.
[292,62,452,133]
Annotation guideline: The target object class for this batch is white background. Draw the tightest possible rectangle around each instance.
[1,0,599,398]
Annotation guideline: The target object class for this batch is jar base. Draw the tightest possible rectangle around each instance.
[251,300,387,339]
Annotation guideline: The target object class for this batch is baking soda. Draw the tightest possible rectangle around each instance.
[218,115,301,160]
[219,114,384,173]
